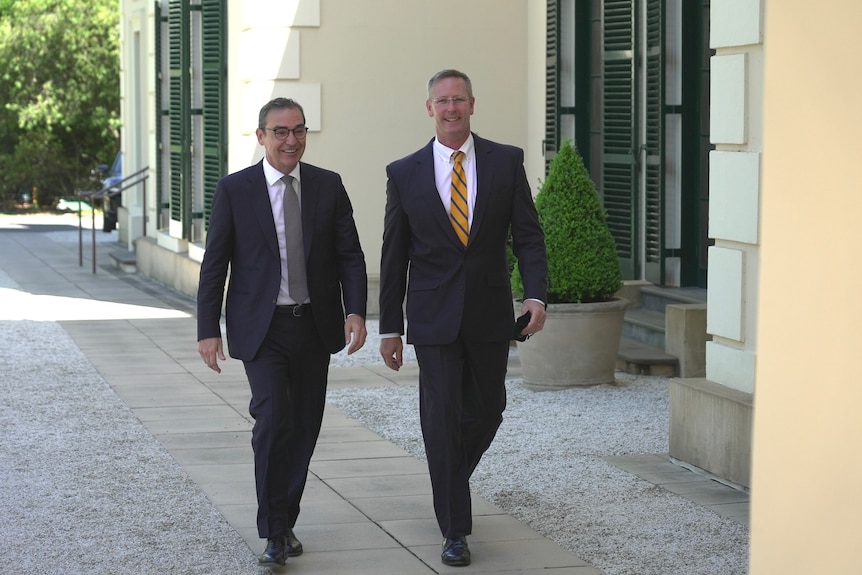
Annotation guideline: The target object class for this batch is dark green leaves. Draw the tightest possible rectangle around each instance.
[514,141,622,304]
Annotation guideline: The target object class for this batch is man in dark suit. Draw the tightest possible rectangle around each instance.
[379,69,548,567]
[197,97,367,569]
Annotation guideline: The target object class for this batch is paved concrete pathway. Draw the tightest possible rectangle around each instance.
[0,215,606,574]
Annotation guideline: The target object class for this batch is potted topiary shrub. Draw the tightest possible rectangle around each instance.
[512,140,627,388]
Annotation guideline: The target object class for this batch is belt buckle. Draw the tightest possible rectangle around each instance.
[292,304,304,317]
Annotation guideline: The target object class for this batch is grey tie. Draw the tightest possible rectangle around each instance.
[282,175,308,303]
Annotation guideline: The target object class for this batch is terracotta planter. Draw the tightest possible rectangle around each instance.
[516,297,628,389]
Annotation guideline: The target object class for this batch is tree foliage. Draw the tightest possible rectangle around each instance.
[0,0,120,208]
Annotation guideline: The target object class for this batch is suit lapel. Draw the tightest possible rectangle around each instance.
[471,134,493,244]
[298,163,317,258]
[249,161,280,259]
[412,141,453,242]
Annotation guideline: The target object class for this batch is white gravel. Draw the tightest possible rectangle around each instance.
[327,331,749,575]
[0,269,258,574]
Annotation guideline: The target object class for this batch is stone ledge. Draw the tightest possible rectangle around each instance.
[617,337,678,376]
[109,249,137,273]
[665,303,711,378]
[669,377,752,488]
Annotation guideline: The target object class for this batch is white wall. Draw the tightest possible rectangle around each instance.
[118,0,158,249]
[705,0,763,394]
[224,0,535,279]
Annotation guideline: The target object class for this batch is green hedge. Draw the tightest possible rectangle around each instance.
[513,141,621,303]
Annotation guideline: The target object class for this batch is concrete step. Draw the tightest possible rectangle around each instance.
[109,248,136,273]
[640,285,707,313]
[617,337,678,377]
[623,307,666,349]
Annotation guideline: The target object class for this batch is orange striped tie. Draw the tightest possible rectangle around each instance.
[449,151,469,246]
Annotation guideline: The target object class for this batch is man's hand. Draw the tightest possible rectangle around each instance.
[379,336,404,371]
[520,300,547,338]
[198,337,225,373]
[344,315,368,355]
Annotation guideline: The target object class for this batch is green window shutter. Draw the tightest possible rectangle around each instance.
[168,0,191,237]
[155,1,165,225]
[201,0,226,228]
[602,0,636,279]
[644,0,664,284]
[544,0,560,173]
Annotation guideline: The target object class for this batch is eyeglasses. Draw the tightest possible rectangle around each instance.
[265,126,308,140]
[431,96,471,107]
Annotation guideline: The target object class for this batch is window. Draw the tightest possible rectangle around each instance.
[158,0,226,242]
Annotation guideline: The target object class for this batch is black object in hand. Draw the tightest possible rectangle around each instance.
[513,311,532,342]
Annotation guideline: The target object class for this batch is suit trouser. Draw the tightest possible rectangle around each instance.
[243,309,330,538]
[414,337,510,539]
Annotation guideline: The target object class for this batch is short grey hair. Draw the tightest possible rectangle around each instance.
[427,69,473,99]
[258,98,306,129]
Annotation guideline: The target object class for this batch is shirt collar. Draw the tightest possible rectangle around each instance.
[262,157,301,186]
[433,134,474,164]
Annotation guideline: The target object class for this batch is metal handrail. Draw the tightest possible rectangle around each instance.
[76,166,150,273]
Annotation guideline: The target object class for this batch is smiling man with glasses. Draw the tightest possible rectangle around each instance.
[197,97,368,569]
[379,69,548,568]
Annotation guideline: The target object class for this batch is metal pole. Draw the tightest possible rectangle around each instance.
[77,191,83,267]
[142,178,147,239]
[91,195,97,274]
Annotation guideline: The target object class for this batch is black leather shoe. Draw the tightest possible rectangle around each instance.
[258,536,287,567]
[441,536,471,567]
[285,528,303,557]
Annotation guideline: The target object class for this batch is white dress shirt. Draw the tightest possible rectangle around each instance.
[432,134,477,230]
[262,157,305,305]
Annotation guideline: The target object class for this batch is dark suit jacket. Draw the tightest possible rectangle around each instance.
[379,134,547,345]
[197,160,367,360]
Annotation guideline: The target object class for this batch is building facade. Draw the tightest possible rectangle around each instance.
[116,0,747,486]
[115,3,862,570]
[117,0,546,302]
